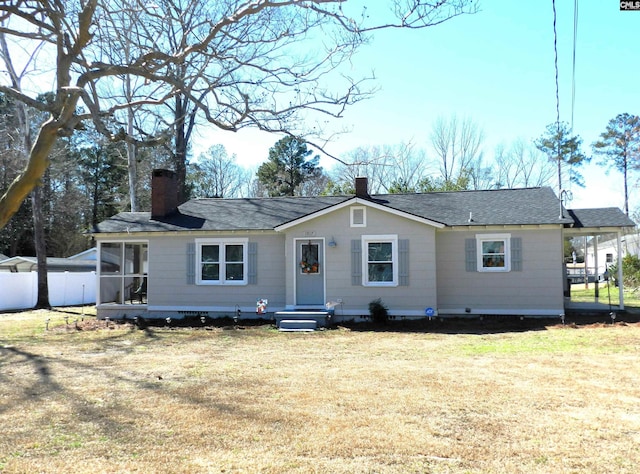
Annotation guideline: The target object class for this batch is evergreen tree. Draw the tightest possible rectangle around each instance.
[534,122,589,192]
[592,113,640,215]
[257,137,322,196]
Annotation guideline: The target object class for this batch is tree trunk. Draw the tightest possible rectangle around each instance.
[174,96,188,204]
[127,141,138,211]
[32,184,50,309]
[623,155,629,215]
[0,119,59,229]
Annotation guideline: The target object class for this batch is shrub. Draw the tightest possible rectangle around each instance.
[368,298,389,325]
[609,254,640,291]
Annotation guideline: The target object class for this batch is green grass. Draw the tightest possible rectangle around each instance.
[570,283,640,306]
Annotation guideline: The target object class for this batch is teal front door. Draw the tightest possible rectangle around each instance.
[295,239,324,306]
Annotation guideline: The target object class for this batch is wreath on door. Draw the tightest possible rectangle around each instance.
[300,242,319,274]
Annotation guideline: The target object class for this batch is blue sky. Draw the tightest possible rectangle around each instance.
[199,1,640,211]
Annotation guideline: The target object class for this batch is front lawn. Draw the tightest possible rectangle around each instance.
[1,309,639,473]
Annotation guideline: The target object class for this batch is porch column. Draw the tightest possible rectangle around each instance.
[594,235,599,300]
[617,231,625,310]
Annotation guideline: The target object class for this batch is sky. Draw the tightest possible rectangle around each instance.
[195,0,640,212]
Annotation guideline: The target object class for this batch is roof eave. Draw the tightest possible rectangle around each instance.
[274,196,446,231]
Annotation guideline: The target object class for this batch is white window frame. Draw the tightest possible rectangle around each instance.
[195,238,248,285]
[351,206,367,227]
[97,240,149,305]
[362,234,398,286]
[476,233,511,272]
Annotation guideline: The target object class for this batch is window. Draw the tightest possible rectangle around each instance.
[300,242,319,274]
[476,234,511,272]
[606,253,613,263]
[351,206,366,227]
[98,241,148,304]
[196,238,247,285]
[362,235,398,286]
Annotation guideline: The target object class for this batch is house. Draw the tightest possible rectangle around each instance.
[0,255,97,272]
[91,169,635,323]
[0,249,98,310]
[583,231,640,280]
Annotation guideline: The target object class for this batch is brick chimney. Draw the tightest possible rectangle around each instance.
[151,169,178,218]
[355,177,369,198]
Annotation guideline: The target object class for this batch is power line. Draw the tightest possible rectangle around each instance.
[552,0,560,129]
[571,0,578,131]
[552,0,562,192]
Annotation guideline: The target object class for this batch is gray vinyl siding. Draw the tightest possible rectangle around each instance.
[436,229,564,313]
[148,233,286,310]
[282,205,438,314]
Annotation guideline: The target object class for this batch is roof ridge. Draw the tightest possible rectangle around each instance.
[370,186,547,198]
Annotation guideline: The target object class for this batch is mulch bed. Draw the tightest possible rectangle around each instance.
[48,311,640,334]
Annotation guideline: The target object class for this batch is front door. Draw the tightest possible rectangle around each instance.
[295,239,324,306]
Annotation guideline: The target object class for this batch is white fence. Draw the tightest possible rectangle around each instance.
[0,272,96,311]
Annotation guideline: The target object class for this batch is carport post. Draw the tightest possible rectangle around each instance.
[617,232,624,310]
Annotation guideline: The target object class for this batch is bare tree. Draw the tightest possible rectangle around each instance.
[494,139,555,189]
[429,115,484,184]
[188,144,251,198]
[0,0,476,229]
[329,141,427,194]
[330,145,392,194]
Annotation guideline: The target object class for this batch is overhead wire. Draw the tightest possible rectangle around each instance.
[552,0,561,192]
[571,0,578,131]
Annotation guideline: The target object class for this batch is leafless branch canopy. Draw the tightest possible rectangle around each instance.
[0,0,476,227]
[1,0,476,144]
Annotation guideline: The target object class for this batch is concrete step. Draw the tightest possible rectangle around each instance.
[278,319,317,332]
[275,310,332,328]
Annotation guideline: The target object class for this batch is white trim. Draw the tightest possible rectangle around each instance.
[97,240,149,305]
[274,197,445,231]
[362,234,398,287]
[350,206,367,227]
[145,305,262,313]
[195,237,248,285]
[476,233,511,272]
[438,308,565,317]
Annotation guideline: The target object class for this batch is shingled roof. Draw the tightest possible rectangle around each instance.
[92,187,634,234]
[566,208,635,228]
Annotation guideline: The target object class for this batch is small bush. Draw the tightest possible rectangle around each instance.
[609,254,640,291]
[368,298,389,325]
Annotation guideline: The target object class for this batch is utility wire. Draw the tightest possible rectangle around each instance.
[552,0,560,128]
[571,0,578,131]
[552,0,562,192]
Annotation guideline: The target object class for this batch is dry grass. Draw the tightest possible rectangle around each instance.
[1,309,640,473]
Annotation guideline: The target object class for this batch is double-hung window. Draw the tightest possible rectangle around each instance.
[476,234,511,272]
[362,234,398,286]
[196,238,247,285]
